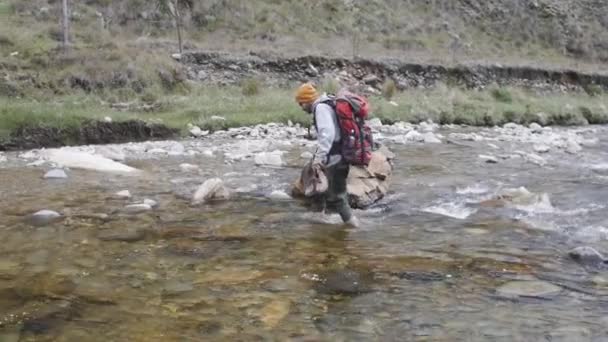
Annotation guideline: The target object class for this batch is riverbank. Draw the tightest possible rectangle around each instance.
[2,83,607,151]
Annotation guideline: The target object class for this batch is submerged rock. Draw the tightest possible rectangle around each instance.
[496,280,561,299]
[313,269,372,295]
[42,149,139,173]
[29,210,62,226]
[124,203,153,213]
[568,246,607,268]
[254,151,285,167]
[192,178,231,204]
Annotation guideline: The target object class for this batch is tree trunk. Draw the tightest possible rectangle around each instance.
[174,0,183,54]
[61,0,70,50]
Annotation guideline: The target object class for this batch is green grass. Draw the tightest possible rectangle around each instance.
[371,85,608,126]
[2,84,607,143]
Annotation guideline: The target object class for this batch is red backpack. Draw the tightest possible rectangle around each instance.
[317,89,373,166]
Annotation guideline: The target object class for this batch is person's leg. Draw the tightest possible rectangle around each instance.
[326,162,353,223]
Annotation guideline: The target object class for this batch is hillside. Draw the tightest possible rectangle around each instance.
[1,0,608,96]
[1,0,608,150]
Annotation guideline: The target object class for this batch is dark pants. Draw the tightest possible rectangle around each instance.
[325,160,352,222]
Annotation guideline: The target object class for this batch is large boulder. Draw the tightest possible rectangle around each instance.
[292,146,394,209]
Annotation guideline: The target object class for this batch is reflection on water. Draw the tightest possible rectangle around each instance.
[2,130,608,341]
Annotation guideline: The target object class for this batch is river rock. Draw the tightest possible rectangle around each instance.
[405,130,425,142]
[533,144,550,153]
[254,151,285,167]
[95,146,126,162]
[524,153,547,166]
[479,154,498,163]
[168,143,186,156]
[300,151,314,160]
[568,246,606,268]
[42,149,139,173]
[43,169,68,179]
[190,126,208,137]
[268,190,291,200]
[495,280,561,299]
[591,163,608,175]
[29,210,61,226]
[314,269,371,295]
[422,132,441,144]
[564,140,582,154]
[98,228,145,242]
[143,199,158,208]
[529,122,543,133]
[292,148,393,209]
[124,203,153,213]
[192,178,231,204]
[115,190,131,199]
[148,148,167,154]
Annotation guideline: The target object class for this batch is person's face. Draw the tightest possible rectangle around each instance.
[299,101,313,114]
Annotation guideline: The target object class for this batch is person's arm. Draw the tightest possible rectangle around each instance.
[313,103,336,165]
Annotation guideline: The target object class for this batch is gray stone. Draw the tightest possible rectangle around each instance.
[115,190,131,199]
[43,169,68,179]
[533,144,550,153]
[268,190,291,200]
[568,246,606,267]
[529,122,543,133]
[479,154,498,163]
[192,178,231,204]
[254,151,285,167]
[29,210,61,226]
[143,199,158,208]
[124,203,153,213]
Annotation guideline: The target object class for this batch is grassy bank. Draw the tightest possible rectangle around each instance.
[1,84,608,144]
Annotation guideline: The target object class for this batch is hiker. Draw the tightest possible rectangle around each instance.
[295,82,363,227]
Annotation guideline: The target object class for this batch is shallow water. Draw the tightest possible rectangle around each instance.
[1,126,608,341]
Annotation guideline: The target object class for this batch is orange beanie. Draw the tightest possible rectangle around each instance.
[295,83,319,104]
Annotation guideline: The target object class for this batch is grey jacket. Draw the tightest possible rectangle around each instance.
[312,94,341,166]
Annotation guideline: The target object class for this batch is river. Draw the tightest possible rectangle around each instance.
[1,122,607,341]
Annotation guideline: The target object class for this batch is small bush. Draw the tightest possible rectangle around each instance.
[382,79,397,100]
[439,111,454,124]
[584,84,603,97]
[140,91,158,104]
[241,77,261,96]
[491,87,513,103]
[503,110,521,123]
[322,77,340,94]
